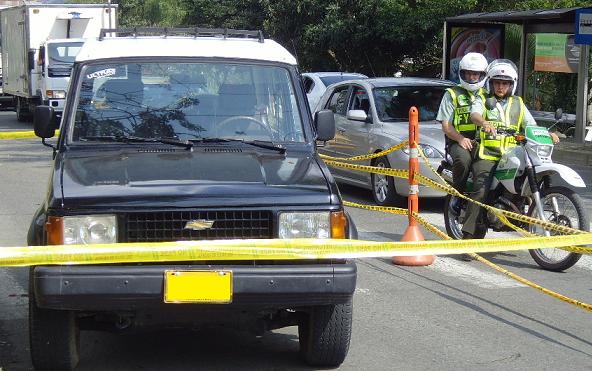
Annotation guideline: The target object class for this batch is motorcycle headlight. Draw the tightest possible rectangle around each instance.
[47,215,117,245]
[535,145,553,158]
[403,143,443,158]
[278,211,346,239]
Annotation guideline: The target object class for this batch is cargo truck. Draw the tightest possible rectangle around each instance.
[0,3,117,121]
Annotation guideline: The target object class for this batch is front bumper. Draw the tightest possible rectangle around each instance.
[33,262,357,311]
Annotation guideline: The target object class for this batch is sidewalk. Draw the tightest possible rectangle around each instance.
[552,139,592,166]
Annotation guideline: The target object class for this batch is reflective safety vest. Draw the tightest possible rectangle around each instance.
[478,96,525,161]
[446,85,486,140]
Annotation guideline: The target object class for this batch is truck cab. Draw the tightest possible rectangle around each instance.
[37,38,84,114]
[0,4,117,121]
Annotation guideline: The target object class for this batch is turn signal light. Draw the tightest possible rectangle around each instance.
[46,216,64,245]
[330,210,347,239]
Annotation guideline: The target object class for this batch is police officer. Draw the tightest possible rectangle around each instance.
[463,59,559,241]
[437,52,488,198]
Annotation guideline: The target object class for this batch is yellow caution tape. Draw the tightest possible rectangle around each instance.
[414,173,590,238]
[324,159,410,179]
[2,234,592,267]
[319,140,408,162]
[411,212,592,312]
[343,200,408,215]
[0,130,60,140]
[320,141,589,239]
[330,143,592,312]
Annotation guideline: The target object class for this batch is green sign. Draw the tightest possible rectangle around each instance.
[535,33,579,73]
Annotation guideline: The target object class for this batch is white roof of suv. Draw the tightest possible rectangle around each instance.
[76,36,297,65]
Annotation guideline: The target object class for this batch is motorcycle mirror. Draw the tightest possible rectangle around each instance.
[485,97,497,111]
[554,108,563,121]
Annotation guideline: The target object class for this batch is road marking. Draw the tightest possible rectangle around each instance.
[359,231,526,289]
[0,269,26,321]
[426,256,526,288]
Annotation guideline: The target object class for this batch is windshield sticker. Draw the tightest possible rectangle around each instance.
[87,68,116,79]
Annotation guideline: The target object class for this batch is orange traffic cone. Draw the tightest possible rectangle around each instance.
[392,107,435,266]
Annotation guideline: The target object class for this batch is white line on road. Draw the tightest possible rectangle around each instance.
[359,230,526,289]
[426,256,527,289]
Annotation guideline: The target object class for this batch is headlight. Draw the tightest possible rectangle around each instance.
[535,145,553,158]
[278,211,346,239]
[403,143,443,158]
[47,215,117,245]
[46,90,66,99]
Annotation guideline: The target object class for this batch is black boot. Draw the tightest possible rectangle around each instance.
[460,232,474,261]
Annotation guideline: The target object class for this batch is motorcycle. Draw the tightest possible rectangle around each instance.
[439,101,589,271]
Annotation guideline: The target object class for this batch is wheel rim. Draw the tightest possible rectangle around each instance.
[372,162,389,203]
[530,193,579,263]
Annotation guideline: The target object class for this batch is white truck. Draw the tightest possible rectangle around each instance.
[0,3,117,121]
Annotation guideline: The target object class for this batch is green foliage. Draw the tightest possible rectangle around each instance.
[106,0,589,85]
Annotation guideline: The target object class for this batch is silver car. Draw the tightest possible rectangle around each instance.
[316,77,454,205]
[302,72,368,112]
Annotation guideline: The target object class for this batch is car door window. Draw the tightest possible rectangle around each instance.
[349,86,370,114]
[326,86,350,116]
[303,76,315,94]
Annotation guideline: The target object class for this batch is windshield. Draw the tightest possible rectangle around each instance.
[71,62,305,143]
[48,42,84,65]
[320,75,365,87]
[373,86,446,121]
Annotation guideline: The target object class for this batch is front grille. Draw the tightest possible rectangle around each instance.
[125,210,273,242]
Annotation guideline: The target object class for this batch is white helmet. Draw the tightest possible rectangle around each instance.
[458,52,488,92]
[486,59,518,96]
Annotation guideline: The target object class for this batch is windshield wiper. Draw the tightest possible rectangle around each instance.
[82,135,193,150]
[190,138,286,154]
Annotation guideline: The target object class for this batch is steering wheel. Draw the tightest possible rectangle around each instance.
[215,116,272,138]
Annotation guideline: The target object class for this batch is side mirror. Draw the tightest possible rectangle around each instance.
[554,108,563,121]
[314,109,335,141]
[485,97,497,111]
[34,105,56,138]
[28,50,36,71]
[346,109,368,122]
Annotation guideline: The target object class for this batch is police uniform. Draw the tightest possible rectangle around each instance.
[462,95,537,236]
[436,85,485,191]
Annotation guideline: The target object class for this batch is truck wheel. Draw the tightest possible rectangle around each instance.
[298,299,352,367]
[16,98,30,122]
[29,291,80,371]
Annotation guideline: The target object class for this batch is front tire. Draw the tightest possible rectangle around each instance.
[371,156,402,206]
[298,300,353,367]
[29,276,80,371]
[528,186,589,271]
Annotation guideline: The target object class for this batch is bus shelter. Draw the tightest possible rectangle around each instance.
[443,8,592,143]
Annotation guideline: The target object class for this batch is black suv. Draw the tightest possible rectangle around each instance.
[28,29,357,370]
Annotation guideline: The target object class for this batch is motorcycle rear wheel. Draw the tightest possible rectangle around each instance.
[444,194,486,240]
[528,186,589,272]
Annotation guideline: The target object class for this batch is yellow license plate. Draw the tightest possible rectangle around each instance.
[164,270,233,304]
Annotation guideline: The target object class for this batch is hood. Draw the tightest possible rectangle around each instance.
[58,148,332,209]
[382,120,446,152]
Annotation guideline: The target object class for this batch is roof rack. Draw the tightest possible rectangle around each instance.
[98,27,265,43]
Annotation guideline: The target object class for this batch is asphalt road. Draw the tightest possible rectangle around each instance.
[1,111,591,370]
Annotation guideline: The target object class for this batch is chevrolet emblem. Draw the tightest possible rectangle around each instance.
[184,219,215,231]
